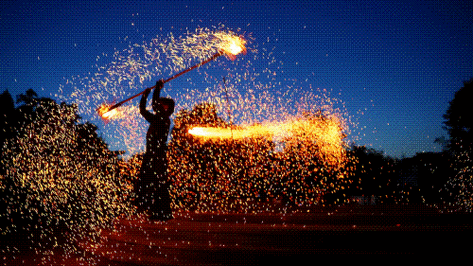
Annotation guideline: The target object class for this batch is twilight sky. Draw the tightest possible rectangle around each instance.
[1,0,472,158]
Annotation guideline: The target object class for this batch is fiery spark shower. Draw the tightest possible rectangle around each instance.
[0,100,136,263]
[54,25,354,211]
[1,25,356,264]
[169,103,350,212]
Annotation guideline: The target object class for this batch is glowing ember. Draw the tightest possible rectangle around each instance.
[216,34,247,60]
[97,104,117,120]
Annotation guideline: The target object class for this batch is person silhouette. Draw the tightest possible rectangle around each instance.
[135,79,174,221]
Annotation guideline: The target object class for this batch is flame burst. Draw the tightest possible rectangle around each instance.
[216,34,247,60]
[97,104,118,120]
[188,125,268,139]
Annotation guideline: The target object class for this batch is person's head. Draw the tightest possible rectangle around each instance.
[152,97,175,116]
[152,87,174,116]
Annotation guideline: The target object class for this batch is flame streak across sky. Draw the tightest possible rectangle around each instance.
[188,116,346,165]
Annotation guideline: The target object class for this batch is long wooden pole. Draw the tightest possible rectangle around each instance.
[100,51,223,113]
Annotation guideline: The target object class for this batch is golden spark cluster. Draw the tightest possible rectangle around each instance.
[168,103,351,212]
[444,151,473,212]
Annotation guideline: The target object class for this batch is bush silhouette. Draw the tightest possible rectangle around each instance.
[0,93,134,246]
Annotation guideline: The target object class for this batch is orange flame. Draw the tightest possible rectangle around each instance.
[188,125,271,140]
[188,117,346,166]
[98,104,117,120]
[217,34,247,60]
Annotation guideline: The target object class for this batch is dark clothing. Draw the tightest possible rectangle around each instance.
[135,87,173,221]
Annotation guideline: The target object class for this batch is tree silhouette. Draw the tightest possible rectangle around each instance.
[344,146,397,204]
[407,152,454,205]
[0,90,16,162]
[0,90,133,246]
[443,79,473,153]
[441,79,473,211]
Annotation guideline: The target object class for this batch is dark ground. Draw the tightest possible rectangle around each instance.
[2,203,473,265]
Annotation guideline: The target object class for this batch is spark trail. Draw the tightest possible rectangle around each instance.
[188,115,346,165]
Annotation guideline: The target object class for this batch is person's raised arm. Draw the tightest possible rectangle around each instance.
[140,80,164,122]
[153,79,164,100]
[140,86,153,122]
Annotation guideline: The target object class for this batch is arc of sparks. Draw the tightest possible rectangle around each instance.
[98,34,246,120]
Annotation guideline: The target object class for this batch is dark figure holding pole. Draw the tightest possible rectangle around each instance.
[135,79,175,221]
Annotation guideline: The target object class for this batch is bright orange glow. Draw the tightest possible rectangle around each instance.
[98,105,117,120]
[216,34,247,60]
[188,116,346,166]
[189,125,271,140]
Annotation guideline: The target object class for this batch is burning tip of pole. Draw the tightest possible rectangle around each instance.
[219,35,247,60]
[97,104,117,120]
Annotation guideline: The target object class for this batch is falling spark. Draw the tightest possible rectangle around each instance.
[1,99,136,263]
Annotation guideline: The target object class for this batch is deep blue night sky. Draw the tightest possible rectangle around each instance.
[1,0,472,158]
